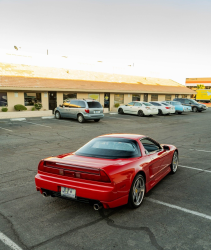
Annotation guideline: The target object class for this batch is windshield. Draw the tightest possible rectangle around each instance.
[161,103,168,106]
[191,100,199,104]
[143,102,152,106]
[75,138,141,159]
[87,102,102,108]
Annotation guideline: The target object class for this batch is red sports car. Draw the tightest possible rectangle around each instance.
[35,134,178,209]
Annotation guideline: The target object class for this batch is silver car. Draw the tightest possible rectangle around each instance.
[54,99,104,123]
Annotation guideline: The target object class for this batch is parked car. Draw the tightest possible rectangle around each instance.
[54,99,104,123]
[161,102,176,114]
[173,98,207,112]
[149,101,171,115]
[35,134,178,209]
[118,101,158,116]
[165,101,191,114]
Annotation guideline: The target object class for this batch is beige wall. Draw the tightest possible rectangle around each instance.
[158,95,165,101]
[124,93,132,104]
[99,93,104,107]
[77,93,88,99]
[148,94,151,102]
[41,92,49,110]
[7,91,24,112]
[57,92,63,107]
[110,93,115,111]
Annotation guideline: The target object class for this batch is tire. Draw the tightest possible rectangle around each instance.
[178,112,182,115]
[94,119,100,122]
[55,111,61,119]
[77,114,85,123]
[118,108,124,114]
[138,110,144,117]
[192,106,198,112]
[170,151,178,174]
[158,109,163,116]
[128,174,145,208]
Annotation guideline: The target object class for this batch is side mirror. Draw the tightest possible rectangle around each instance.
[59,104,62,107]
[163,145,170,150]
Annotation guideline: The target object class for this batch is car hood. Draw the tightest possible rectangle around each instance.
[44,153,134,170]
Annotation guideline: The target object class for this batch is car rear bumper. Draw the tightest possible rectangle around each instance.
[35,173,127,209]
[83,113,104,120]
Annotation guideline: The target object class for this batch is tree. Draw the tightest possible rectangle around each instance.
[197,84,205,89]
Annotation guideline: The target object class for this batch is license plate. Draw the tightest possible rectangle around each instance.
[94,111,100,113]
[61,187,76,199]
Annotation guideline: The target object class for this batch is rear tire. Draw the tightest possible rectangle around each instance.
[118,108,124,114]
[128,174,145,208]
[77,114,85,123]
[158,109,163,116]
[94,119,100,122]
[171,151,178,174]
[192,106,198,112]
[138,110,144,117]
[55,111,61,119]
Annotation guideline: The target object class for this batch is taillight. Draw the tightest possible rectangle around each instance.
[85,109,89,113]
[38,160,44,171]
[38,161,111,183]
[165,107,170,109]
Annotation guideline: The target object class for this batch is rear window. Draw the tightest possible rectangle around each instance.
[75,138,141,159]
[87,102,102,108]
[143,102,152,106]
[150,102,161,106]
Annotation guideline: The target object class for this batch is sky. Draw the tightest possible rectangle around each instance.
[0,0,211,84]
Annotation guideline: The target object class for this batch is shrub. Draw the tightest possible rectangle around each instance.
[114,103,120,108]
[31,107,35,111]
[34,102,42,110]
[1,107,8,112]
[14,104,27,111]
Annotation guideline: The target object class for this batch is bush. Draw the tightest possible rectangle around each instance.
[14,104,27,111]
[34,103,42,111]
[114,103,120,108]
[1,107,8,112]
[31,107,35,111]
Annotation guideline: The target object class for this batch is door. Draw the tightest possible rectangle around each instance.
[125,102,135,114]
[144,94,148,102]
[49,92,57,112]
[132,102,142,114]
[140,138,164,178]
[104,93,110,110]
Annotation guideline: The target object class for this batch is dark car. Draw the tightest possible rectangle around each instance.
[173,98,207,112]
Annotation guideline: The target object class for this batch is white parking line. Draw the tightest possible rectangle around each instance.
[189,149,211,153]
[0,232,23,250]
[179,165,211,173]
[146,198,211,221]
[0,127,13,132]
[22,121,51,128]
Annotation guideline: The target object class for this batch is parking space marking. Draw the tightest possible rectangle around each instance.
[146,198,211,221]
[21,121,51,128]
[179,165,211,173]
[0,232,23,250]
[0,127,13,132]
[189,149,211,153]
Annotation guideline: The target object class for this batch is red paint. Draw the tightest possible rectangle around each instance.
[35,134,177,209]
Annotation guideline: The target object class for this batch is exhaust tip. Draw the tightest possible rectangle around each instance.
[93,203,102,211]
[42,192,49,197]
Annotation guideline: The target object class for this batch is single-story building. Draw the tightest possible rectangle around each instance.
[0,63,195,112]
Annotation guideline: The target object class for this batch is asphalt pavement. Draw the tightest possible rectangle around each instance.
[0,110,211,250]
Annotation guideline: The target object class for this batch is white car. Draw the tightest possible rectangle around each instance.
[149,101,171,115]
[118,101,158,116]
[161,101,176,114]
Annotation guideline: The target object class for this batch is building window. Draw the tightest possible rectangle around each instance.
[63,93,77,101]
[175,94,179,98]
[24,93,41,106]
[0,92,7,106]
[114,94,124,105]
[88,94,100,101]
[182,95,188,98]
[165,95,171,101]
[132,94,140,101]
[151,94,158,101]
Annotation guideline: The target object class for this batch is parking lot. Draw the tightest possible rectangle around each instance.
[0,110,211,250]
